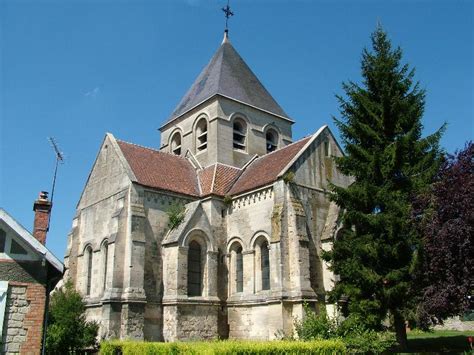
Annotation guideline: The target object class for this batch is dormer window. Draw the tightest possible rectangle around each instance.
[233,118,247,151]
[196,118,208,152]
[170,132,182,156]
[266,129,278,153]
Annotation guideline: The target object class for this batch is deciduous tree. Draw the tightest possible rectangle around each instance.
[413,142,473,327]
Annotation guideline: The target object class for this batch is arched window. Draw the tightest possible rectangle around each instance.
[229,241,244,294]
[170,132,182,156]
[85,246,93,296]
[195,118,208,152]
[233,119,247,150]
[266,129,278,153]
[236,246,243,293]
[187,241,202,296]
[102,241,108,291]
[261,241,270,290]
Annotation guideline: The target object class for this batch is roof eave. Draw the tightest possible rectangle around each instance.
[0,209,64,274]
[133,182,200,199]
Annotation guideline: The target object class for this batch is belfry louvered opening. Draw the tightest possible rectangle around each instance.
[196,118,208,152]
[233,118,247,151]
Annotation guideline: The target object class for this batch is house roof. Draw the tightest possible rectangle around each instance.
[165,36,290,125]
[0,208,64,274]
[228,136,312,196]
[117,140,200,197]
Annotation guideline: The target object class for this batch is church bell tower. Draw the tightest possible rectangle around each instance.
[159,31,294,169]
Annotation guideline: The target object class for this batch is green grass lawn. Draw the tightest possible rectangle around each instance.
[394,330,474,354]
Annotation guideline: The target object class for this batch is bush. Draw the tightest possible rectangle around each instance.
[100,339,346,355]
[294,304,337,340]
[343,331,395,354]
[45,281,99,354]
[294,304,395,353]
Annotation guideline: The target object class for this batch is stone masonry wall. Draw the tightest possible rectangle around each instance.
[1,283,46,355]
[175,304,219,341]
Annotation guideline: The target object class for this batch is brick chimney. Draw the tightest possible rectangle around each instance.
[33,191,52,245]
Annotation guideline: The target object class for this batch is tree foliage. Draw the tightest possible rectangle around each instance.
[324,26,444,348]
[45,281,98,354]
[294,304,396,353]
[412,142,473,327]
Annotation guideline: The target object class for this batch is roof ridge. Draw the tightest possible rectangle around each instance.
[215,162,242,170]
[252,135,311,162]
[116,139,192,163]
[216,42,227,100]
[210,164,218,193]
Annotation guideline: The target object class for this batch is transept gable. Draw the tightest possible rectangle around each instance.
[77,133,135,210]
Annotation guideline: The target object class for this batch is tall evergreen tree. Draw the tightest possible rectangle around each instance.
[325,27,444,348]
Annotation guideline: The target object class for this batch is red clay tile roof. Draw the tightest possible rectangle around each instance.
[228,136,311,195]
[116,136,310,198]
[212,164,242,196]
[117,140,200,197]
[198,165,215,195]
[199,163,242,197]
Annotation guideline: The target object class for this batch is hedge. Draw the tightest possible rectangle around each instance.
[100,339,347,355]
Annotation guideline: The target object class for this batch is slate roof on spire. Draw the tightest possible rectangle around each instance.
[166,38,290,124]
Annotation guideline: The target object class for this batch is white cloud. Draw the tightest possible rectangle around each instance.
[84,87,100,98]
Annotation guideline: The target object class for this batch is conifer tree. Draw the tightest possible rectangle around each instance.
[325,27,444,348]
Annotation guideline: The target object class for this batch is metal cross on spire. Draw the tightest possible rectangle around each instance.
[222,0,234,35]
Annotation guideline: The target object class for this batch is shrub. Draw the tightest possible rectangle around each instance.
[294,304,337,340]
[45,281,99,354]
[294,305,395,353]
[343,330,395,354]
[100,339,346,355]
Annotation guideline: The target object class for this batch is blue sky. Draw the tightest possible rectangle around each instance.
[1,0,472,259]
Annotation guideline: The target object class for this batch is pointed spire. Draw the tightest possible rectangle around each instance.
[222,30,229,44]
[164,40,290,124]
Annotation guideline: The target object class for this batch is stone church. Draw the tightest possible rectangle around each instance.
[63,32,351,341]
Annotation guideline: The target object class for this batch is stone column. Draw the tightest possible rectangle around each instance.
[286,197,314,297]
[120,202,146,340]
[242,250,255,294]
[206,250,218,297]
[269,242,283,292]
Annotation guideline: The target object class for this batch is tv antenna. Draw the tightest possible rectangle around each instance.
[48,137,65,215]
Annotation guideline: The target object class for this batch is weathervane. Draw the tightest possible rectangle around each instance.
[222,0,234,35]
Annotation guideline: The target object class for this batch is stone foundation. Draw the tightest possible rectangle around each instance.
[163,303,219,341]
